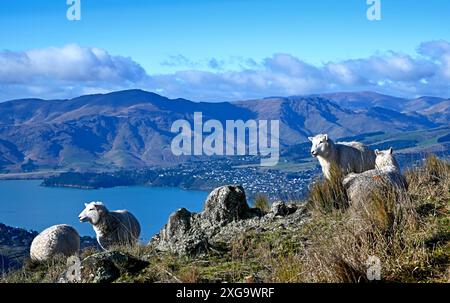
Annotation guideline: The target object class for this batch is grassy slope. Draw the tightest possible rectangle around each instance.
[1,157,449,283]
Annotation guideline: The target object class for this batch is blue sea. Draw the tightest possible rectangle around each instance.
[0,180,208,242]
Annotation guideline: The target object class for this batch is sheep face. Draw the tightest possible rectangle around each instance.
[375,148,395,169]
[79,201,107,225]
[308,134,331,158]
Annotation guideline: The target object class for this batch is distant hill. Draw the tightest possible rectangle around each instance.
[404,96,448,112]
[313,91,408,111]
[234,96,438,145]
[0,90,448,172]
[422,100,450,123]
[0,223,37,273]
[313,91,448,113]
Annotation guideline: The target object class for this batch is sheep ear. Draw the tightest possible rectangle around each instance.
[324,134,328,141]
[389,147,393,154]
[308,137,314,142]
[84,203,88,207]
[375,149,380,155]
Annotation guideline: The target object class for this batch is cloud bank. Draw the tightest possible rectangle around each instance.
[1,41,450,101]
[0,44,148,100]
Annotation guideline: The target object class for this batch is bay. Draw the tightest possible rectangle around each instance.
[0,180,208,242]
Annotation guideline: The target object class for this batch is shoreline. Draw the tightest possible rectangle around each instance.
[0,171,66,181]
[0,176,212,193]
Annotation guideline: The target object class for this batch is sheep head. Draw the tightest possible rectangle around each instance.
[308,134,331,158]
[79,201,108,225]
[375,147,397,169]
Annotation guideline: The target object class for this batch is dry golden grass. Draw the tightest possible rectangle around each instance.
[282,156,449,283]
[307,163,349,213]
[253,193,271,213]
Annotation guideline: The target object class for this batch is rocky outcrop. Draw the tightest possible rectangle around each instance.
[151,185,309,256]
[60,251,149,283]
[201,186,253,224]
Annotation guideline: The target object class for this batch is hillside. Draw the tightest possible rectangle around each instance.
[1,156,448,283]
[313,91,409,111]
[422,100,450,123]
[0,90,448,173]
[313,91,448,113]
[0,224,38,273]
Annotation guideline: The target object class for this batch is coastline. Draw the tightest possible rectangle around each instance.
[0,171,66,181]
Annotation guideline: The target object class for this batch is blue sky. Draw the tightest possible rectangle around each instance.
[0,0,450,101]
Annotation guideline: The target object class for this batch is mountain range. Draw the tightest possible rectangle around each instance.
[0,89,449,172]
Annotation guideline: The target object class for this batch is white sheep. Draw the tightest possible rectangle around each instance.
[343,148,408,206]
[308,134,376,180]
[374,147,402,173]
[30,224,80,262]
[78,201,141,250]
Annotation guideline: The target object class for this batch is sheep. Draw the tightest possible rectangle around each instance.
[78,201,141,250]
[30,224,80,262]
[374,148,402,172]
[308,134,376,180]
[343,148,408,206]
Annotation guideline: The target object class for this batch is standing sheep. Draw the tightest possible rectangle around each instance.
[308,134,376,180]
[30,224,80,262]
[78,201,141,250]
[343,148,408,206]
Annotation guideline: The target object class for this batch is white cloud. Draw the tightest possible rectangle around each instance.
[0,44,148,100]
[147,44,450,100]
[1,41,450,101]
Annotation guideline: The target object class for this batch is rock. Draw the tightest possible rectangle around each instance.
[60,251,149,283]
[164,208,192,239]
[269,201,298,217]
[151,185,309,256]
[202,185,250,225]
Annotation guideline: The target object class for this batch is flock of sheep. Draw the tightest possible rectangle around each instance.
[30,202,141,261]
[308,133,407,198]
[29,134,407,262]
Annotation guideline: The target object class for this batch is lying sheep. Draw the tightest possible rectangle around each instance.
[309,134,376,180]
[343,148,408,206]
[30,224,80,261]
[78,201,141,250]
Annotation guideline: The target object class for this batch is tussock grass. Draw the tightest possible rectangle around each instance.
[287,156,449,282]
[307,163,349,213]
[253,193,271,213]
